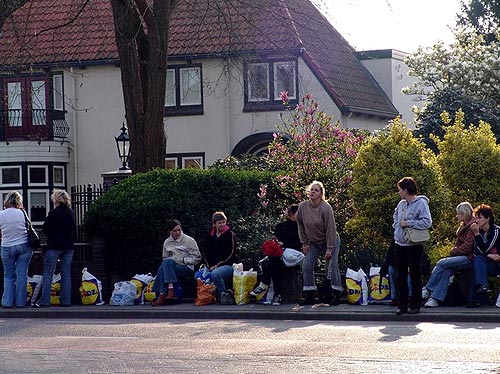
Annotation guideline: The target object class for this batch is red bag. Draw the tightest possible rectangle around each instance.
[195,279,217,306]
[262,239,284,257]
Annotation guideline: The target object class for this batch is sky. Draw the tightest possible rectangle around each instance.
[318,0,463,53]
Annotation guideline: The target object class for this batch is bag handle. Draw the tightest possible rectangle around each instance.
[21,208,32,233]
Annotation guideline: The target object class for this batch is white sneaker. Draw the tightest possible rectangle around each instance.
[422,287,430,300]
[424,297,439,308]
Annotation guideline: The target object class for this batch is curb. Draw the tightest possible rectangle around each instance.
[1,303,499,323]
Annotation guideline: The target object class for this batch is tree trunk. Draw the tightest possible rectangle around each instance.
[110,0,174,173]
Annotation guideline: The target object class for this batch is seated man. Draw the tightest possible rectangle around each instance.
[152,219,202,306]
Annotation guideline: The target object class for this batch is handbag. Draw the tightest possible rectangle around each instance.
[22,209,40,249]
[403,227,430,244]
[282,248,305,267]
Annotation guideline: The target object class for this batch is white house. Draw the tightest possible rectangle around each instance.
[0,0,403,223]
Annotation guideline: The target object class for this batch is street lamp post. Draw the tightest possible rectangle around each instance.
[115,123,130,170]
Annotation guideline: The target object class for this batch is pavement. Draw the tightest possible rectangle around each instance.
[0,301,499,323]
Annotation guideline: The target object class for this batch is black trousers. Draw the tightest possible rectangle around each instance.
[394,243,423,309]
[260,256,284,294]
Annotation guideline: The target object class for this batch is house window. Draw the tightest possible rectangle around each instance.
[164,64,203,116]
[1,75,58,139]
[244,60,298,112]
[28,190,49,224]
[165,153,204,169]
[31,80,47,126]
[247,63,269,102]
[28,166,48,186]
[0,166,22,186]
[274,61,297,101]
[52,74,64,111]
[53,166,65,186]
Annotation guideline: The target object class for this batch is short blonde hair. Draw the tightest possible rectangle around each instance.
[306,180,326,200]
[456,201,473,222]
[4,191,22,208]
[51,189,71,207]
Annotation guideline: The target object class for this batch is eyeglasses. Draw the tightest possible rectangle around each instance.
[310,188,321,192]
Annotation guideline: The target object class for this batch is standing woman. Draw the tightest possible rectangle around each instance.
[297,181,342,306]
[393,177,432,315]
[202,211,236,300]
[36,189,75,307]
[0,191,32,308]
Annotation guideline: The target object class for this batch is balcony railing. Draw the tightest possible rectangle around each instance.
[1,109,70,142]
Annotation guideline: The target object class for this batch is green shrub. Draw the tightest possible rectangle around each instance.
[84,168,281,279]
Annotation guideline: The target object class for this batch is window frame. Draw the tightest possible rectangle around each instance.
[27,189,50,225]
[53,165,65,186]
[165,153,205,169]
[0,166,22,187]
[243,59,299,112]
[52,73,65,112]
[27,165,48,186]
[164,64,203,116]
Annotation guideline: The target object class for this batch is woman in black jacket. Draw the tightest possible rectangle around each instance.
[202,211,236,300]
[35,189,75,307]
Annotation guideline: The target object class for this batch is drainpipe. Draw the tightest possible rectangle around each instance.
[225,58,232,159]
[70,67,79,185]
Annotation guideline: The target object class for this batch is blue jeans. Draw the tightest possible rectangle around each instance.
[152,258,193,294]
[302,242,343,292]
[1,243,32,308]
[39,249,74,306]
[469,255,500,303]
[425,255,472,302]
[210,265,233,298]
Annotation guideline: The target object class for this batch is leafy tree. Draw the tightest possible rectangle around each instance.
[458,0,500,34]
[435,109,500,213]
[346,119,447,267]
[414,88,500,152]
[405,28,500,146]
[267,93,367,233]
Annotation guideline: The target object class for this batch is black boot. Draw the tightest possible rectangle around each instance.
[298,290,316,305]
[328,290,341,306]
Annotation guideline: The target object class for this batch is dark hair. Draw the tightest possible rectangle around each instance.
[287,205,299,217]
[473,204,495,226]
[397,177,418,196]
[166,219,181,231]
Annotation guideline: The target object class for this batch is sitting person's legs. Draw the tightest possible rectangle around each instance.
[152,259,193,305]
[210,265,233,299]
[425,255,471,303]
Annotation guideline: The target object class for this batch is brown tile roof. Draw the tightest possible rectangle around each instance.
[0,0,398,117]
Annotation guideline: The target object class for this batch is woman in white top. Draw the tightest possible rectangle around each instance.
[0,191,32,308]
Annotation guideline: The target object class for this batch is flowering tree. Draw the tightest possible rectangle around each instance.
[404,28,500,146]
[267,93,366,232]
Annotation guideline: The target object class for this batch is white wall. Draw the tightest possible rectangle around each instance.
[358,50,418,124]
[60,56,395,185]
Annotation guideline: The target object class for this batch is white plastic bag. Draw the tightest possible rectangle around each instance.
[79,267,105,305]
[50,273,61,305]
[496,291,500,308]
[27,275,43,306]
[345,268,368,305]
[110,281,137,306]
[282,248,305,267]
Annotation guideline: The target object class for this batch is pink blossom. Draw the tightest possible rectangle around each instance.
[280,91,289,105]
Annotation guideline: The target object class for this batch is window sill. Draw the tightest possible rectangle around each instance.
[243,100,297,113]
[164,106,204,117]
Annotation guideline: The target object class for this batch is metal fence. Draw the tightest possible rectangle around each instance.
[71,183,109,242]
